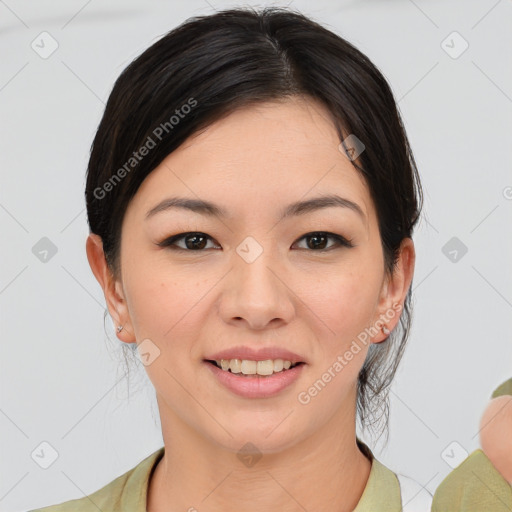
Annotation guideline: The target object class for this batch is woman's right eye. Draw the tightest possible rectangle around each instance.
[157,232,221,251]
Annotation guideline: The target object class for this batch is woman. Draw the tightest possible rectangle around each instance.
[31,6,430,511]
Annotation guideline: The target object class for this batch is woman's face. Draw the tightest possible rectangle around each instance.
[94,96,413,454]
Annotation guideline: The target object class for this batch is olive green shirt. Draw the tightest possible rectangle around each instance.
[492,378,512,399]
[431,449,512,512]
[431,378,512,511]
[30,441,424,511]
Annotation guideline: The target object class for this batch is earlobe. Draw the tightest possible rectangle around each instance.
[85,233,136,343]
[371,238,415,344]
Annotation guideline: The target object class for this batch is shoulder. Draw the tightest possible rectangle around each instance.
[29,447,165,512]
[431,449,512,511]
[28,470,130,512]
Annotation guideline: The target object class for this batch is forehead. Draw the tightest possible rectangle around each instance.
[178,97,354,175]
[127,97,374,225]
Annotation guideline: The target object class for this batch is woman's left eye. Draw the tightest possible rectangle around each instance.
[293,231,354,251]
[157,231,354,252]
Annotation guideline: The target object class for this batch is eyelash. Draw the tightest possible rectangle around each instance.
[157,231,355,252]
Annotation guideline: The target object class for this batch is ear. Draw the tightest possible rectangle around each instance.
[371,237,415,344]
[85,233,136,344]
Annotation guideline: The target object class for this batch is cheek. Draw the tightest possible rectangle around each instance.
[306,265,382,340]
[123,260,207,342]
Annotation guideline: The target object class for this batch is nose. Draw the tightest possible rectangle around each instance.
[218,247,295,330]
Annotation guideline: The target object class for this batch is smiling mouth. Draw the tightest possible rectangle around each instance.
[204,359,305,377]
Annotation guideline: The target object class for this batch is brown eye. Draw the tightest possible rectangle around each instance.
[306,233,328,250]
[157,232,220,251]
[183,234,208,250]
[294,231,354,251]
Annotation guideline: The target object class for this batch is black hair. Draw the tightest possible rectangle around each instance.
[85,6,423,438]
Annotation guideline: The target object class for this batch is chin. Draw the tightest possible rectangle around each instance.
[210,423,305,456]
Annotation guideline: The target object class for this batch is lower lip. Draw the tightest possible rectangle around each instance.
[204,361,305,398]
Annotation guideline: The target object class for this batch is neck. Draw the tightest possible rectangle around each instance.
[147,398,372,512]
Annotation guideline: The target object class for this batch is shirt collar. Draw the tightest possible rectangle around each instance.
[353,439,402,511]
[122,441,401,511]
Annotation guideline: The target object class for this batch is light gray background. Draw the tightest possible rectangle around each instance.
[1,0,511,510]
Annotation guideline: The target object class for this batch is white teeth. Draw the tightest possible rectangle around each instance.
[256,360,273,376]
[273,359,284,372]
[215,358,298,375]
[230,359,242,373]
[241,360,257,375]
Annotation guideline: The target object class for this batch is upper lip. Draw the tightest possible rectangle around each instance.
[204,346,306,364]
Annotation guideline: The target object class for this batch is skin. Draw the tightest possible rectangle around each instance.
[479,395,512,485]
[87,96,415,512]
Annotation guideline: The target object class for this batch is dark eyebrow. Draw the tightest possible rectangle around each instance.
[145,194,365,221]
[281,195,365,221]
[145,197,228,220]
